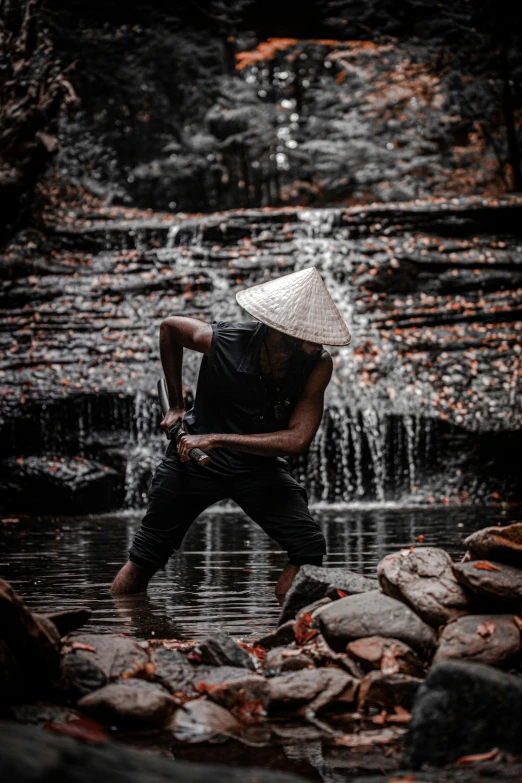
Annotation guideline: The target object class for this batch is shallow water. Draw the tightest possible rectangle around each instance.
[1,504,519,640]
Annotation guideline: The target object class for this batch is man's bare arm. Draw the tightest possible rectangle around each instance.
[177,352,333,459]
[159,316,212,435]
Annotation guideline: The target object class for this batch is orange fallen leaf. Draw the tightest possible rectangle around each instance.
[70,641,96,652]
[337,589,348,598]
[476,621,496,638]
[472,561,502,572]
[294,611,319,645]
[388,705,412,724]
[44,717,107,745]
[457,747,499,764]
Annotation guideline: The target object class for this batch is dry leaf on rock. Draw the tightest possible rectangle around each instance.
[457,747,499,764]
[70,641,97,652]
[381,646,400,675]
[472,561,502,572]
[44,717,108,745]
[476,621,496,638]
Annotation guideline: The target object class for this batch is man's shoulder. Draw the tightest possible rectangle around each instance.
[213,320,259,333]
[212,320,261,341]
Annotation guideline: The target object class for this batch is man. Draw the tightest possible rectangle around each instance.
[111,267,351,598]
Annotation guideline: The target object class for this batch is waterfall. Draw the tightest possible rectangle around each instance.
[295,405,439,504]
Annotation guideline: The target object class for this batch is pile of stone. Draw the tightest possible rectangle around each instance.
[1,522,521,772]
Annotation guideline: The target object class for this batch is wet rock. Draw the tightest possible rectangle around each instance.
[305,634,364,678]
[71,633,149,680]
[453,560,522,606]
[278,565,378,625]
[357,671,423,713]
[192,666,251,691]
[262,646,314,676]
[377,547,472,626]
[0,639,24,704]
[316,591,436,657]
[465,523,522,567]
[346,636,424,677]
[41,609,92,637]
[170,698,241,743]
[268,668,358,712]
[61,653,107,699]
[257,620,295,649]
[149,646,195,694]
[0,578,61,694]
[10,703,84,726]
[433,614,521,669]
[150,645,248,697]
[207,676,270,717]
[78,679,176,729]
[1,455,122,514]
[196,632,255,671]
[403,661,522,767]
[0,720,310,783]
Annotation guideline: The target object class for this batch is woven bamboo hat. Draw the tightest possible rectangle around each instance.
[236,267,351,346]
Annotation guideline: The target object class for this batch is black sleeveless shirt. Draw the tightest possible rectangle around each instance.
[183,320,326,475]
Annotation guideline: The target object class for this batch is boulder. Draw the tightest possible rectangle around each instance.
[452,560,522,606]
[433,614,521,669]
[305,634,364,678]
[1,455,122,514]
[403,661,522,767]
[0,578,61,694]
[207,676,270,716]
[170,698,241,743]
[346,636,424,677]
[357,671,422,713]
[377,547,472,626]
[195,632,255,671]
[40,609,92,637]
[465,523,522,567]
[262,646,314,676]
[316,591,436,657]
[150,645,247,697]
[149,646,195,694]
[257,621,295,649]
[278,565,377,626]
[78,679,176,729]
[61,653,107,699]
[0,719,309,782]
[268,668,358,712]
[0,639,24,704]
[70,634,149,680]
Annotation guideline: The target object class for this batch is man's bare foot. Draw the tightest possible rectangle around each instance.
[110,560,157,595]
[275,563,300,604]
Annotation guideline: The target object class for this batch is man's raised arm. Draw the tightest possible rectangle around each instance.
[159,316,212,437]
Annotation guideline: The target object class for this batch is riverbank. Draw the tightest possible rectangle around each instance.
[1,521,521,782]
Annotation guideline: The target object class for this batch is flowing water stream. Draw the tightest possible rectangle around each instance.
[1,504,517,639]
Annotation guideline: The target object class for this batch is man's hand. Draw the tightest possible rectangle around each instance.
[177,433,216,461]
[161,406,185,439]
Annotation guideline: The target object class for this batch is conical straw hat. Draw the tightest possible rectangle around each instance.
[236,267,351,346]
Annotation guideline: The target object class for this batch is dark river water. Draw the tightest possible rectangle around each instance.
[0,504,518,640]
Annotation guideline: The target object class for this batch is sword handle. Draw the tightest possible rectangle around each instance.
[157,378,211,466]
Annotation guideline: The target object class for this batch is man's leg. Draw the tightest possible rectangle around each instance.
[111,446,224,595]
[231,469,326,602]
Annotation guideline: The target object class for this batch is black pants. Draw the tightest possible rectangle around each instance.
[129,441,326,571]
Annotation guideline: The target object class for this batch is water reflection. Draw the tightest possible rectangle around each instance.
[0,505,518,639]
